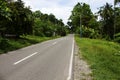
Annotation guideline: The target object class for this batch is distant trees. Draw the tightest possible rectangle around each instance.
[33,11,67,37]
[114,0,120,5]
[7,0,33,37]
[98,3,114,39]
[98,1,120,40]
[115,7,120,33]
[68,3,99,38]
[0,0,67,38]
[114,0,120,42]
[68,2,120,42]
[0,0,11,37]
[0,0,33,38]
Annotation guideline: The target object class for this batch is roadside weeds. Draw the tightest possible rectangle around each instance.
[73,43,92,80]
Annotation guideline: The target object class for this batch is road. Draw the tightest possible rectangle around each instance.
[0,34,74,80]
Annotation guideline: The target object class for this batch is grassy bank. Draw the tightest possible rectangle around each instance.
[0,35,58,54]
[75,36,120,80]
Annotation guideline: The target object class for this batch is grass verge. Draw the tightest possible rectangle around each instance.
[0,35,59,54]
[75,36,120,80]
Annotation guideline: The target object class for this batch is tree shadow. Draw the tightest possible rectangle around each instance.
[0,37,39,54]
[0,75,5,80]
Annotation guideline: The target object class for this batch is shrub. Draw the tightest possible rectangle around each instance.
[80,26,100,39]
[114,33,120,43]
[0,38,11,52]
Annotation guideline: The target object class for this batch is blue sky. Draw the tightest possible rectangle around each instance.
[23,0,114,24]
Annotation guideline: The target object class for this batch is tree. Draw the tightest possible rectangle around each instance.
[114,0,120,5]
[33,10,42,19]
[48,14,56,24]
[68,3,82,32]
[0,0,11,37]
[7,0,33,37]
[98,3,114,39]
[68,2,98,37]
[0,0,11,19]
[56,19,66,36]
[113,0,120,40]
[115,7,120,33]
[1,0,67,38]
[23,7,34,35]
[33,10,67,37]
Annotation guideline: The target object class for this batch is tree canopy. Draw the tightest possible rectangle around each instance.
[0,0,67,38]
[68,2,99,38]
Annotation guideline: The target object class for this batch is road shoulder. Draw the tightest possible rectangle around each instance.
[73,42,92,80]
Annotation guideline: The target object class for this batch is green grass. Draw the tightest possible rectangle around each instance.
[75,36,120,80]
[0,35,59,54]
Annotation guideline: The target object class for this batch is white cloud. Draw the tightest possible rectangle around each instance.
[23,0,114,24]
[89,0,114,13]
[41,6,72,24]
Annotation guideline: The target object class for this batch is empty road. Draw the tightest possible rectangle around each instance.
[0,34,74,80]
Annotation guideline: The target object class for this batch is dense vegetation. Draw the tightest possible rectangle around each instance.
[0,35,58,54]
[68,0,120,42]
[0,0,68,53]
[0,0,120,79]
[1,0,119,42]
[72,1,120,79]
[0,0,68,38]
[75,36,120,80]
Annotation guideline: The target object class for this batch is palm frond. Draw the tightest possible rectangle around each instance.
[115,0,120,5]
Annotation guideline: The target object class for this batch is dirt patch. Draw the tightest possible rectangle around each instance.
[73,43,92,80]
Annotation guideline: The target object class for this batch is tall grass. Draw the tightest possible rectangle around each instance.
[75,36,120,80]
[0,35,58,54]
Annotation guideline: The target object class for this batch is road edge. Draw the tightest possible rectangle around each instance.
[67,37,74,80]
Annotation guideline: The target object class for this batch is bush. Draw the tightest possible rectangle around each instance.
[80,26,100,39]
[0,38,11,52]
[114,33,120,43]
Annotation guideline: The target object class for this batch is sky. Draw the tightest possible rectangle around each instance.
[23,0,114,24]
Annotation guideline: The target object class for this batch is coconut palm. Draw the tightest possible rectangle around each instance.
[98,3,114,39]
[113,0,120,39]
[114,0,120,5]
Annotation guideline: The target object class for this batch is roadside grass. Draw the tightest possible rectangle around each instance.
[0,35,58,54]
[75,36,120,80]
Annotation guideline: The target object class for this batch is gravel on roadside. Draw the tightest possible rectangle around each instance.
[73,43,92,80]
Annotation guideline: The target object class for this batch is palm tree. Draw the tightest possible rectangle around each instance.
[113,0,120,39]
[98,3,114,39]
[114,0,120,5]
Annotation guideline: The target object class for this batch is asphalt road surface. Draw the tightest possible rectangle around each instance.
[0,34,74,80]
